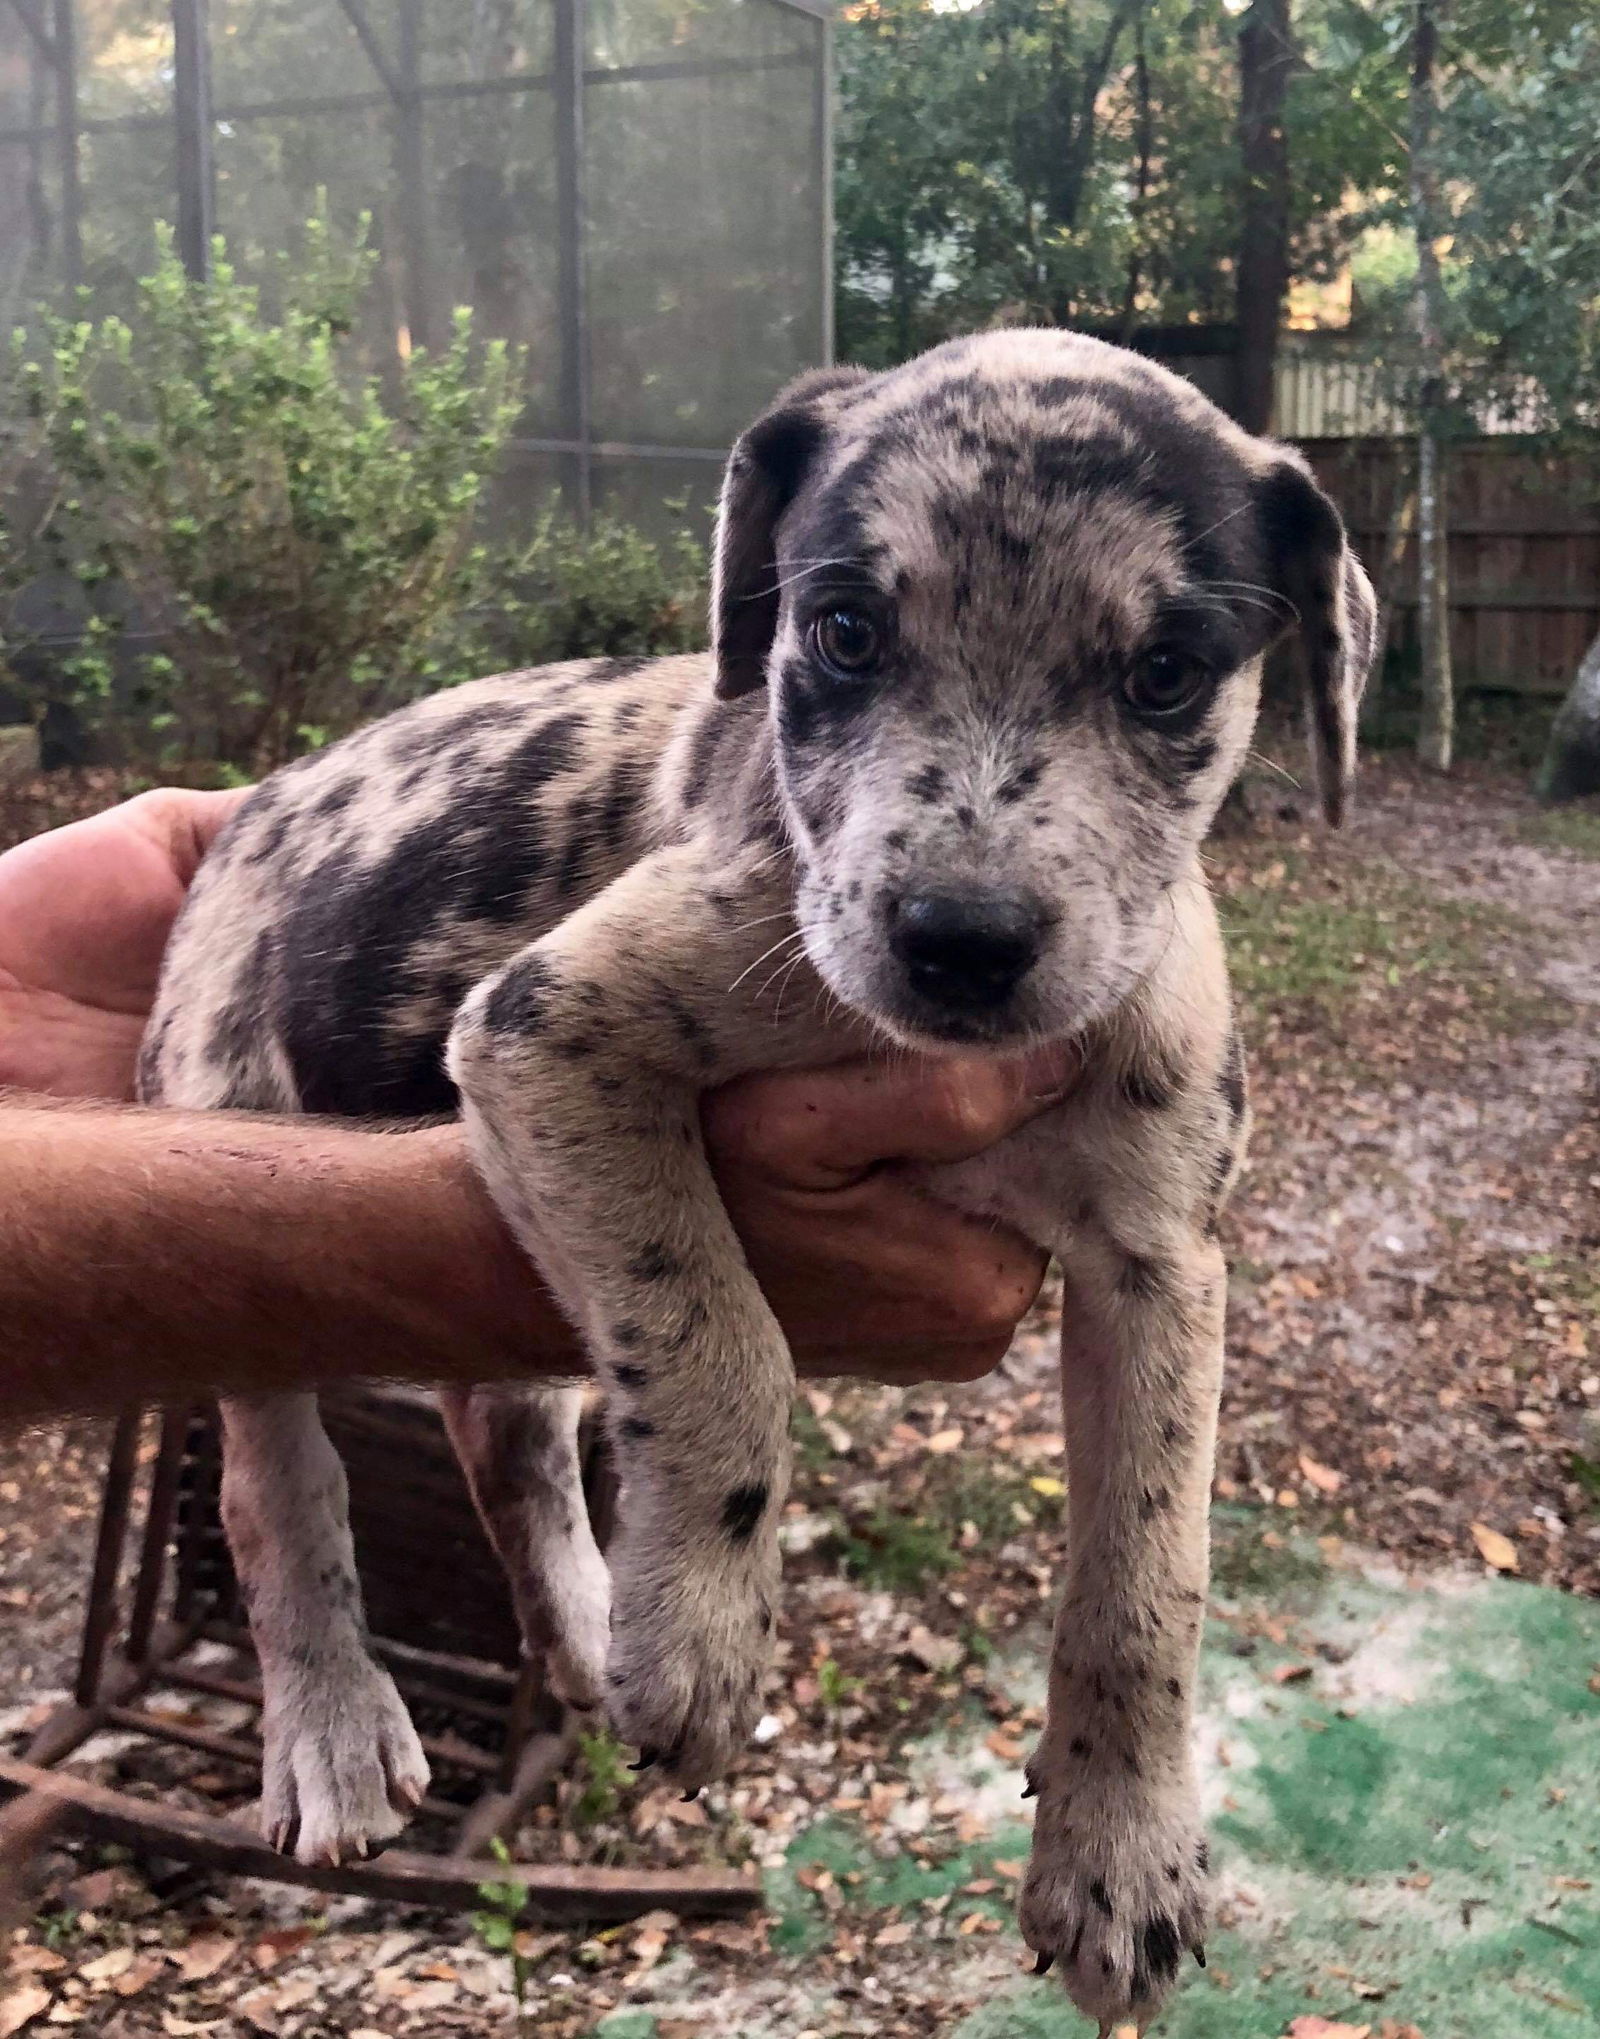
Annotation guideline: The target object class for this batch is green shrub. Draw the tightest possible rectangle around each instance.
[467,502,706,675]
[3,219,519,775]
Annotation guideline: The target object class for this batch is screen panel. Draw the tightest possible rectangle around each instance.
[584,0,826,449]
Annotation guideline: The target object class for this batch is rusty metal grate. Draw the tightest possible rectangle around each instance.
[2,1392,757,1921]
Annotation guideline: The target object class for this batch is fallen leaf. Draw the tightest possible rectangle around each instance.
[4,1957,63,1980]
[1273,1663,1314,1685]
[1376,2026,1426,2039]
[0,1988,49,2039]
[926,1428,964,1455]
[1029,1476,1065,1498]
[249,1927,313,1971]
[1286,2022,1370,2039]
[112,1958,164,1999]
[79,1949,133,1985]
[873,1922,914,1946]
[1470,1522,1519,1572]
[900,1624,962,1674]
[1299,1453,1343,1495]
[172,1937,235,1983]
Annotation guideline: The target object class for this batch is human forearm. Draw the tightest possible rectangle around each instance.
[0,1076,1052,1420]
[0,1100,577,1420]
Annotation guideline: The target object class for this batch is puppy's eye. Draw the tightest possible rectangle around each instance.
[811,607,882,680]
[1126,649,1207,719]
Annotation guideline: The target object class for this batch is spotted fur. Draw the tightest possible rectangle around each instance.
[142,330,1375,2026]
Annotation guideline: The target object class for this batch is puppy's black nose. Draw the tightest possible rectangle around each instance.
[889,890,1045,1010]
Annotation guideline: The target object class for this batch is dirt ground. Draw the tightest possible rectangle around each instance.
[0,753,1596,2037]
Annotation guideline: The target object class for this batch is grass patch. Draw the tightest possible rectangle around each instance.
[1521,800,1600,860]
[1220,850,1558,1035]
[1210,1507,1329,1602]
[925,1458,1065,1547]
[836,1505,962,1593]
[769,1813,1034,1953]
[570,1726,630,1830]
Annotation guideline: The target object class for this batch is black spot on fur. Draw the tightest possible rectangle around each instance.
[1220,1031,1247,1123]
[998,758,1045,805]
[613,1362,648,1390]
[1166,1677,1183,1698]
[620,1415,656,1442]
[665,995,716,1066]
[1069,1737,1091,1758]
[681,711,726,810]
[272,709,584,1116]
[628,1242,681,1284]
[315,778,359,819]
[1140,1912,1183,1986]
[200,930,275,1083]
[585,654,652,685]
[884,827,910,853]
[1090,1880,1113,1919]
[484,955,558,1037]
[596,755,648,852]
[1119,1253,1166,1303]
[1120,1048,1182,1112]
[555,795,596,895]
[721,1483,769,1543]
[905,763,947,803]
[1196,1840,1210,1873]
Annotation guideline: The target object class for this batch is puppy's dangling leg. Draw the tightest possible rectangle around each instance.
[220,1395,429,1864]
[439,1383,610,1709]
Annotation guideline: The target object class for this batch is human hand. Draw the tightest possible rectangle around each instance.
[0,787,248,1099]
[0,785,1064,1388]
[707,1051,1071,1383]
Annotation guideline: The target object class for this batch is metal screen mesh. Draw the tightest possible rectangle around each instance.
[0,0,831,524]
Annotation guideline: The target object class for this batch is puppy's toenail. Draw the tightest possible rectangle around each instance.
[1033,1951,1053,1976]
[1194,1944,1207,1969]
[629,1747,659,1772]
[1021,1781,1037,1799]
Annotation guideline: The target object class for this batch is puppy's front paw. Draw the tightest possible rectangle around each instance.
[1020,1765,1208,2033]
[258,1649,430,1867]
[604,1552,775,1791]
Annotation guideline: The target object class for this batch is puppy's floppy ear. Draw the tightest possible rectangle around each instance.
[1257,454,1379,828]
[712,365,871,700]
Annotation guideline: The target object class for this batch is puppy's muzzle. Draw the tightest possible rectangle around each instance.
[888,888,1046,1015]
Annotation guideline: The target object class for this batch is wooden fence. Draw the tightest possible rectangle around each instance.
[1302,439,1600,697]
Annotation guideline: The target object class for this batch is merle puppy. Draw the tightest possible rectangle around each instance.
[141,329,1375,2033]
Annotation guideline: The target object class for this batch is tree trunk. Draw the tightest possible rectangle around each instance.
[1537,630,1600,803]
[1410,0,1453,771]
[1117,9,1153,343]
[1040,0,1144,320]
[1234,0,1294,436]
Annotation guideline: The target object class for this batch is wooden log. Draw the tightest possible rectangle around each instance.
[0,1757,762,1919]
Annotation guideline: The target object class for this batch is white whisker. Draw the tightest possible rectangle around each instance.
[727,929,804,997]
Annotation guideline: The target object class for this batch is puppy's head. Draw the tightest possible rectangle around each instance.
[713,330,1377,1049]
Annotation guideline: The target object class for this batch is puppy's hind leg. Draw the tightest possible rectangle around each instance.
[220,1395,430,1864]
[438,1384,611,1710]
